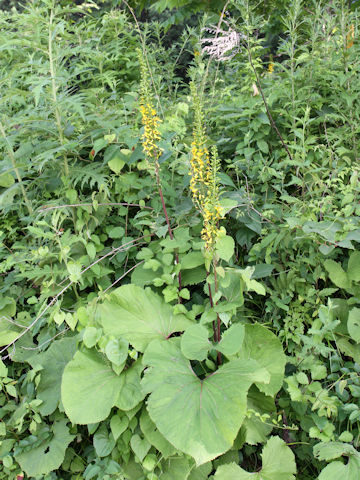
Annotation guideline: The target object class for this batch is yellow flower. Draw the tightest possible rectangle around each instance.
[347,24,355,49]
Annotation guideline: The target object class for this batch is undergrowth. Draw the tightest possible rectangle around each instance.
[0,0,360,479]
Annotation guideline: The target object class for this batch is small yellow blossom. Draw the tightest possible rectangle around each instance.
[268,62,274,73]
[347,24,355,49]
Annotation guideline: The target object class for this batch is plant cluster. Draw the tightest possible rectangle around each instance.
[1,0,360,479]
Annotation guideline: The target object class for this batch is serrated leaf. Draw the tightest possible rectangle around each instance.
[180,252,205,269]
[98,285,191,352]
[15,419,74,477]
[214,436,296,479]
[108,226,125,239]
[314,442,358,461]
[142,338,270,465]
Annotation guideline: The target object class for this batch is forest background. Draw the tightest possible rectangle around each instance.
[1,0,360,479]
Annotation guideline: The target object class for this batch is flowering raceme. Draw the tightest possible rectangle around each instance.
[139,102,162,162]
[137,49,163,169]
[189,82,222,251]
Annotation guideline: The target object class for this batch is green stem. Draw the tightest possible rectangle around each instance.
[48,8,69,176]
[155,161,182,298]
[0,121,33,215]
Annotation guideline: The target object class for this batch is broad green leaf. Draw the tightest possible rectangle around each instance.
[314,441,358,461]
[0,172,14,188]
[180,251,205,269]
[240,267,266,295]
[130,434,151,462]
[142,338,270,465]
[220,269,244,306]
[108,156,125,174]
[215,235,235,262]
[324,260,351,290]
[115,359,144,410]
[236,324,285,396]
[181,324,211,361]
[188,462,213,480]
[318,456,360,480]
[83,326,102,348]
[348,308,360,343]
[0,359,7,377]
[98,285,191,352]
[242,387,275,445]
[105,338,129,366]
[28,337,77,415]
[86,242,96,260]
[218,324,245,356]
[160,456,193,480]
[62,349,124,424]
[0,296,16,317]
[140,410,177,459]
[336,338,360,363]
[94,424,116,457]
[257,139,269,154]
[108,226,125,239]
[214,436,296,479]
[348,252,360,282]
[15,419,74,477]
[110,413,128,441]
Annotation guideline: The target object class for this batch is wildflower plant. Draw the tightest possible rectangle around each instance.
[137,47,182,294]
[189,81,222,251]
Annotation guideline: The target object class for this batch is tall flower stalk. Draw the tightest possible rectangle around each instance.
[189,82,222,362]
[138,49,182,295]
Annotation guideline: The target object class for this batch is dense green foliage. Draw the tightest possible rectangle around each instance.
[1,0,360,479]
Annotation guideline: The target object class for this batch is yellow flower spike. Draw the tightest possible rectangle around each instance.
[189,81,222,251]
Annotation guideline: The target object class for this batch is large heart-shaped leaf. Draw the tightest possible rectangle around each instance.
[62,349,124,424]
[28,336,77,415]
[214,436,296,479]
[142,338,269,466]
[314,441,360,480]
[98,285,192,352]
[236,324,285,396]
[318,457,360,480]
[15,419,74,477]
